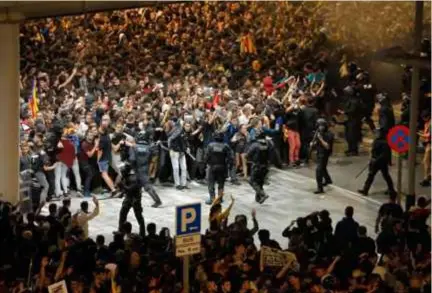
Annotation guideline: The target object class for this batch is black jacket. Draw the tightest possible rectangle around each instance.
[205,141,233,168]
[167,125,186,153]
[379,104,395,133]
[298,106,318,137]
[334,217,359,250]
[247,139,274,166]
[371,138,392,166]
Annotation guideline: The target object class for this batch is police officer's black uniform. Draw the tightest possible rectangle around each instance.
[299,103,318,163]
[357,72,376,131]
[377,93,395,136]
[247,132,274,204]
[311,119,334,194]
[205,132,233,204]
[358,129,396,197]
[118,163,146,237]
[129,131,162,208]
[343,86,363,156]
[124,120,139,139]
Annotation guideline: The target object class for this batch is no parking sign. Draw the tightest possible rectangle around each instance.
[387,125,410,153]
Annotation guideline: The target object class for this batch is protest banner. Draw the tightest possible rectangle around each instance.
[260,246,297,271]
[48,280,68,293]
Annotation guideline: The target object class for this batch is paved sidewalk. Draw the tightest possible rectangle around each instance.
[293,153,431,205]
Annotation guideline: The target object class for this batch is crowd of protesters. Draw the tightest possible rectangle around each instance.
[18,2,342,203]
[1,1,431,292]
[0,192,430,292]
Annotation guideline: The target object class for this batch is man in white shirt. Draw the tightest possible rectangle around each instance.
[76,196,100,239]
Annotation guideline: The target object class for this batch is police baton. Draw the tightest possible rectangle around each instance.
[185,149,196,161]
[355,163,369,179]
[307,130,319,160]
[157,141,196,161]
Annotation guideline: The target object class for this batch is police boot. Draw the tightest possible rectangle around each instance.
[357,189,368,196]
[255,193,260,203]
[384,189,397,196]
[358,183,371,196]
[258,193,269,204]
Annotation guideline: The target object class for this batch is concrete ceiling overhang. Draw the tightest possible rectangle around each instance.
[0,1,166,20]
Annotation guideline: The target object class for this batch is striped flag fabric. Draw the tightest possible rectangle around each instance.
[28,79,39,118]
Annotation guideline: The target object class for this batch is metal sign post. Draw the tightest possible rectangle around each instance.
[387,125,410,205]
[175,203,202,293]
[183,255,190,293]
[396,153,403,205]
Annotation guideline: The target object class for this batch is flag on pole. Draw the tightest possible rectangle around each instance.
[29,79,39,118]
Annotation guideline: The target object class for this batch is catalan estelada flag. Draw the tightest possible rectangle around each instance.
[28,79,39,118]
[240,33,257,54]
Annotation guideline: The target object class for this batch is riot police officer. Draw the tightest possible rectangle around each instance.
[357,71,376,132]
[247,131,274,204]
[130,130,162,208]
[311,118,334,194]
[342,86,363,156]
[205,131,234,205]
[358,128,396,197]
[376,93,395,136]
[124,113,138,138]
[118,162,145,237]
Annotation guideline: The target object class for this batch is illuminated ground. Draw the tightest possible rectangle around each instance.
[41,168,380,246]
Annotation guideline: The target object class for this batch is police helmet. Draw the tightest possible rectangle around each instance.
[376,92,387,104]
[213,131,224,142]
[118,161,133,177]
[343,86,354,96]
[316,118,328,127]
[256,130,266,140]
[363,71,370,80]
[135,130,151,144]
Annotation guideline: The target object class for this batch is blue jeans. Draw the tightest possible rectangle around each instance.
[97,160,110,173]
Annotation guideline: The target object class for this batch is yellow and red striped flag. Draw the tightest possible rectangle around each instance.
[28,79,39,118]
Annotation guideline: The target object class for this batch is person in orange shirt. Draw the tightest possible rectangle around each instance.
[418,110,431,187]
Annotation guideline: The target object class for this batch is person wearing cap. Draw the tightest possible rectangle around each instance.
[358,128,396,197]
[310,118,334,194]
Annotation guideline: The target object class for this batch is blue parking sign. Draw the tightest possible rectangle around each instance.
[176,203,201,236]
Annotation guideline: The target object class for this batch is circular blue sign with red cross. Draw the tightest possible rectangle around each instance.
[387,125,410,153]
